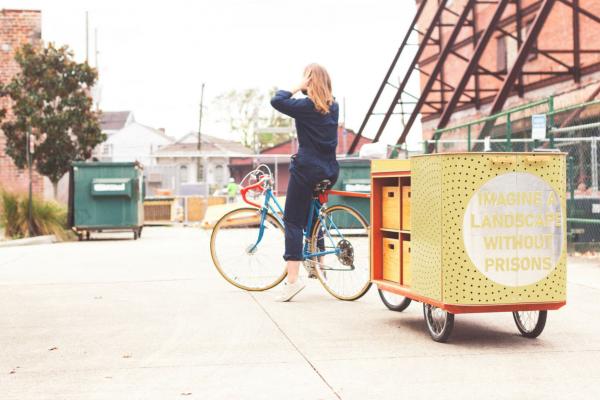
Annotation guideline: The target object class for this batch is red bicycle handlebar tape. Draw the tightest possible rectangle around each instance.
[240,178,267,209]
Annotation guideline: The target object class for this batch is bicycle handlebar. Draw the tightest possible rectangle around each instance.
[240,176,269,209]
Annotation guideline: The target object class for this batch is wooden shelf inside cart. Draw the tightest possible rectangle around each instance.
[371,160,412,286]
[380,228,411,234]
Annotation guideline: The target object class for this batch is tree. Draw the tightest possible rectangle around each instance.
[213,88,264,149]
[213,87,293,152]
[0,43,104,197]
[259,87,295,149]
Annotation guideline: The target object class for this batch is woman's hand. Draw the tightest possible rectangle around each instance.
[291,74,311,95]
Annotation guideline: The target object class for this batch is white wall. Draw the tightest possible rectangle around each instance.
[104,122,173,167]
[205,157,229,186]
[155,156,230,186]
[43,174,69,204]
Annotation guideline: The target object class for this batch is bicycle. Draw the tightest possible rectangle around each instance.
[210,165,371,301]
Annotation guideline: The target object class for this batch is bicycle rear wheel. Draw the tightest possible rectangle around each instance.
[210,207,286,291]
[309,205,371,301]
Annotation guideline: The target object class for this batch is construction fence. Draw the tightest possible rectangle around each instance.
[142,155,291,226]
[141,154,372,227]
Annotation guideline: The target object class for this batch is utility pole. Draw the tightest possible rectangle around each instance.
[94,27,99,69]
[342,97,347,153]
[85,11,89,63]
[343,96,346,126]
[197,83,205,186]
[198,83,205,151]
[26,128,34,237]
[93,27,101,111]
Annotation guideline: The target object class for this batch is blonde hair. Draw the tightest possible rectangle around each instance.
[304,63,334,114]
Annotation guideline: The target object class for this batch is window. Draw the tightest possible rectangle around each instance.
[101,143,113,156]
[179,165,188,183]
[506,34,519,69]
[196,161,204,182]
[496,22,537,73]
[523,21,538,61]
[214,165,224,184]
[497,35,507,72]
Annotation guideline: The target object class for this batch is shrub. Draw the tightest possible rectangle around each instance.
[0,190,69,240]
[0,190,22,238]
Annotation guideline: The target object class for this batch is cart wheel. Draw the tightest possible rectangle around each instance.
[513,310,547,338]
[378,289,412,312]
[85,231,90,241]
[423,304,454,342]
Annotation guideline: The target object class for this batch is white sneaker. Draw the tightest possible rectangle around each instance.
[275,280,306,302]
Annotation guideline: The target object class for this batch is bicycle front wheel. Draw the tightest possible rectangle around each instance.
[210,207,287,291]
[309,205,371,301]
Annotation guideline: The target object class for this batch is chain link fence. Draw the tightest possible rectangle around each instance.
[420,98,600,250]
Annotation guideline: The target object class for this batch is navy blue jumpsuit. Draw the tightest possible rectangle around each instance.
[270,90,339,261]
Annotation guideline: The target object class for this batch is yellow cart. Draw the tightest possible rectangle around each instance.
[371,153,567,342]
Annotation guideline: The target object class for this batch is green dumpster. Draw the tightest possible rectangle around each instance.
[68,162,144,240]
[330,159,371,225]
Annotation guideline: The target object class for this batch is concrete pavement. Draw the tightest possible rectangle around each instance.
[1,227,599,399]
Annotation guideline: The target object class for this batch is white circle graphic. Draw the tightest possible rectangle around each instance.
[462,172,563,287]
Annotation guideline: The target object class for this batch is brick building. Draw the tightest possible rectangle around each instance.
[415,0,600,140]
[350,0,600,152]
[0,9,44,195]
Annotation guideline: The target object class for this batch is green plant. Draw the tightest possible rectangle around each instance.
[0,191,22,238]
[29,197,69,240]
[0,43,104,198]
[0,190,69,240]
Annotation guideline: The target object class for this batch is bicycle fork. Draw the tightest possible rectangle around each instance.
[246,207,269,255]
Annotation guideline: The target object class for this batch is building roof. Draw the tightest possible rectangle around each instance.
[155,133,253,156]
[105,122,175,145]
[100,111,133,131]
[260,126,372,155]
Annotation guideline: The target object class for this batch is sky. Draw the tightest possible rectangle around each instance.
[3,0,420,146]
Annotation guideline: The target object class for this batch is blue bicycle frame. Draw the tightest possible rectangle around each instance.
[247,187,345,262]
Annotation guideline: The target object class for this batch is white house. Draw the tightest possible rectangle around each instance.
[95,110,134,161]
[151,133,253,195]
[97,122,174,166]
[100,111,135,137]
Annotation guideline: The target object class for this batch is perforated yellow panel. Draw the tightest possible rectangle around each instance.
[437,153,567,305]
[411,156,443,301]
[516,155,567,302]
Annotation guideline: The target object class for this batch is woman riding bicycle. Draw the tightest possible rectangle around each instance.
[270,63,339,302]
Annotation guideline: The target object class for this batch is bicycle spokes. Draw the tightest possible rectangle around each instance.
[210,208,287,291]
[309,205,371,301]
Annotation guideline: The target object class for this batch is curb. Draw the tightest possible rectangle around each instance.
[0,235,57,248]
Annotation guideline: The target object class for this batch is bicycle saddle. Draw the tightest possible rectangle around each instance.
[313,179,332,195]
